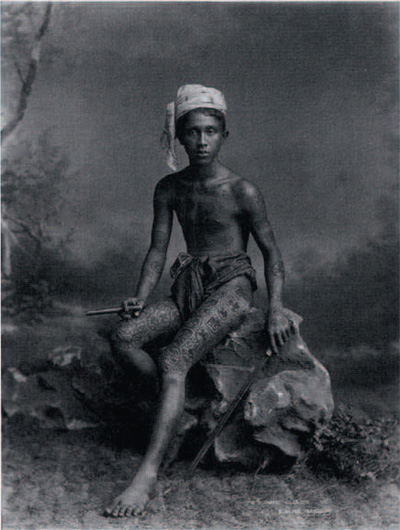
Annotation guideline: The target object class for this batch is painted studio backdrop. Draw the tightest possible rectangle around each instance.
[3,1,398,355]
[2,0,399,393]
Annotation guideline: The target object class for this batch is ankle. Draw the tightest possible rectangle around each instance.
[137,462,158,480]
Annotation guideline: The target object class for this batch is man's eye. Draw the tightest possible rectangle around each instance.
[206,129,216,134]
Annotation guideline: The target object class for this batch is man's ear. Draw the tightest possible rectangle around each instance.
[223,130,229,140]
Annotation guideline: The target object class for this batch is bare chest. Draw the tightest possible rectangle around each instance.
[174,185,240,230]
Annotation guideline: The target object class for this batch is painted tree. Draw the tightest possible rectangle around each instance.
[1,2,52,142]
[2,131,75,315]
[2,2,55,285]
[3,132,72,254]
[2,2,78,301]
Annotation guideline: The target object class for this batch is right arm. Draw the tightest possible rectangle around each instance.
[128,177,173,311]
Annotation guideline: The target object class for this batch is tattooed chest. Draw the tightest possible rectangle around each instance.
[175,193,236,235]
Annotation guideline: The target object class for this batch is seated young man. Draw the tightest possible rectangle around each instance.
[104,84,291,517]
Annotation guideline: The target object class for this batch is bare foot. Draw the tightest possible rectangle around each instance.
[104,469,157,517]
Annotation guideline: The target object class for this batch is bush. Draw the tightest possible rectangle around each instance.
[306,406,399,483]
[2,276,53,320]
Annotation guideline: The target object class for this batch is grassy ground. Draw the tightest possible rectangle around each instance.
[2,306,399,529]
[3,422,399,530]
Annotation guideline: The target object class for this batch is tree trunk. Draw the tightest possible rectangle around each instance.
[1,4,52,143]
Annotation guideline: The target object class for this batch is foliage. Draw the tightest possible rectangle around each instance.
[2,131,72,259]
[2,131,74,318]
[2,277,53,321]
[306,406,399,483]
[2,2,45,66]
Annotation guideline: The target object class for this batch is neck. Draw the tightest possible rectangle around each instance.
[188,159,219,180]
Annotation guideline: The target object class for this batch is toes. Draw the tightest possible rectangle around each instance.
[104,501,119,517]
[124,506,133,517]
[104,501,142,518]
[104,496,148,518]
[118,505,128,517]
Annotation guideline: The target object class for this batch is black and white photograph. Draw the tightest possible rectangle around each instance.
[2,1,399,529]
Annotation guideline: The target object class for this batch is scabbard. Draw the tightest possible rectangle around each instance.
[187,349,272,478]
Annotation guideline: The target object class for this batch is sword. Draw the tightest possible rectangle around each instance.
[187,348,272,478]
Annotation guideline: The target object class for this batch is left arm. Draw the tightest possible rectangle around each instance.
[242,181,291,352]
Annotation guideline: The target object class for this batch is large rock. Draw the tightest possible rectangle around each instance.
[200,308,334,465]
[2,361,99,431]
[2,344,154,435]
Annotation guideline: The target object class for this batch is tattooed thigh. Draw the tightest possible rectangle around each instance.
[110,299,182,348]
[160,278,252,374]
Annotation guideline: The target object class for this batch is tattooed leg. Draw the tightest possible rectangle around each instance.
[109,298,182,381]
[104,277,252,517]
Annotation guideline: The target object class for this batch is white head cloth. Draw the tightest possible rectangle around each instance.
[161,84,227,171]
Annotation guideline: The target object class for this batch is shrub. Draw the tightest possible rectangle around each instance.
[306,406,399,483]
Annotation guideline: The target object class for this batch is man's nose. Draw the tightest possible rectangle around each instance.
[198,132,207,145]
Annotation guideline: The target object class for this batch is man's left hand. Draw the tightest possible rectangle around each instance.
[268,309,291,354]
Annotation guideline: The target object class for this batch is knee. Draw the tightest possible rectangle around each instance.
[228,288,252,321]
[159,345,188,379]
[109,320,137,349]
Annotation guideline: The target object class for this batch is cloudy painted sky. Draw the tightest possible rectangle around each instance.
[2,2,398,306]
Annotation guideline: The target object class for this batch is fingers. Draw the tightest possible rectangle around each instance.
[118,312,132,321]
[119,300,133,320]
[119,298,145,320]
[270,331,284,354]
[269,322,293,353]
[126,297,138,308]
[277,331,285,347]
[132,299,145,318]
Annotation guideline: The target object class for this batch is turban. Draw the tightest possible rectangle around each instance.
[161,84,227,171]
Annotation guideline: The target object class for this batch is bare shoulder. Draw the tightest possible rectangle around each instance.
[231,175,259,195]
[230,175,265,210]
[155,173,176,192]
[154,173,180,204]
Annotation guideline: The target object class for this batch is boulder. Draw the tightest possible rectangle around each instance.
[2,344,152,434]
[2,362,99,431]
[201,308,334,465]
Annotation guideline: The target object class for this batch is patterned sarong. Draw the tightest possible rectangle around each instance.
[170,251,257,321]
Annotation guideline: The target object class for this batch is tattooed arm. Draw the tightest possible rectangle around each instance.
[242,181,290,352]
[123,177,173,316]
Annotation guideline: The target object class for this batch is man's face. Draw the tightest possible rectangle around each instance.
[178,111,227,166]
